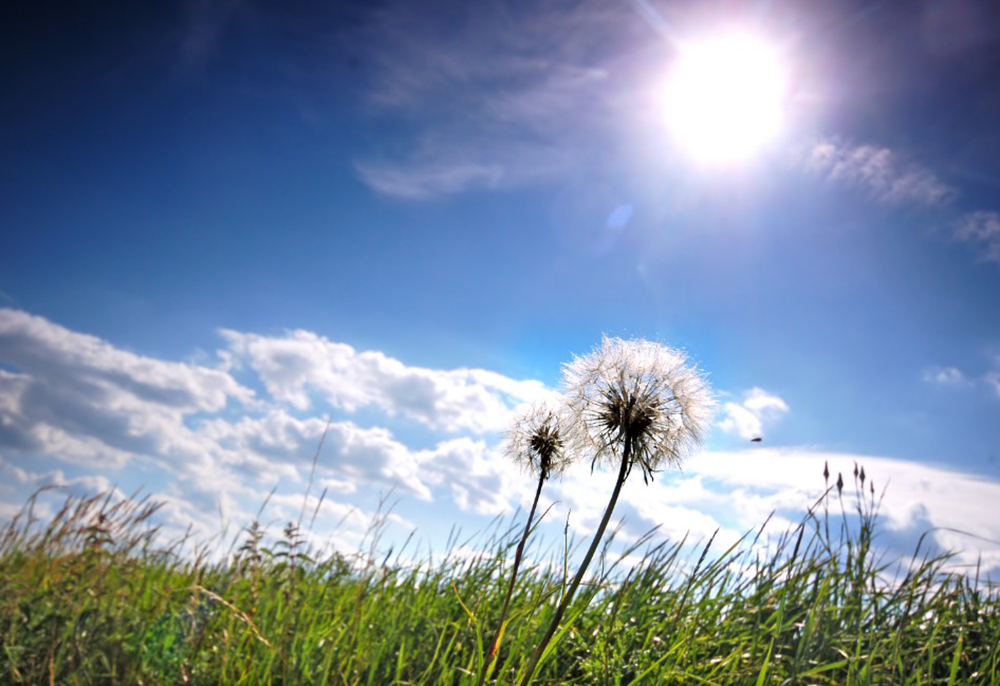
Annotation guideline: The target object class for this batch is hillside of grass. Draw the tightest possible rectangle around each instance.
[1,481,998,685]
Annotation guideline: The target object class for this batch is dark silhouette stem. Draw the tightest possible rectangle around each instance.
[517,443,632,686]
[477,471,546,686]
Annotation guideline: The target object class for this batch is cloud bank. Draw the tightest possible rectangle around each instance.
[0,308,532,538]
[2,308,999,577]
[221,327,547,432]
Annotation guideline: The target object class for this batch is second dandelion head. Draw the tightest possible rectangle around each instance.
[506,401,572,480]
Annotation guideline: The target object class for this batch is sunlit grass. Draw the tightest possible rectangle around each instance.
[1,476,998,685]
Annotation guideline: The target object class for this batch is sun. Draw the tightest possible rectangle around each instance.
[662,31,788,166]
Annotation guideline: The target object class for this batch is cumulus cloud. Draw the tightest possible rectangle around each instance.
[416,437,521,516]
[202,410,436,500]
[695,449,1000,574]
[0,309,534,530]
[0,456,117,500]
[3,309,999,577]
[718,387,789,440]
[0,308,255,467]
[220,328,548,433]
[954,211,1000,264]
[543,463,743,555]
[542,448,1000,578]
[805,140,954,206]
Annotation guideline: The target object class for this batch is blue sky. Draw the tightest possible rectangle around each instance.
[2,0,1000,574]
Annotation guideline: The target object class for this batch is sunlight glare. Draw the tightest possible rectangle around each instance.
[662,31,787,166]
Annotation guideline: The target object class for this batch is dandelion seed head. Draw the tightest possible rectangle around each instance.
[506,402,572,479]
[561,336,714,482]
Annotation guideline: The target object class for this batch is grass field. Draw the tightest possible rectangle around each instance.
[1,476,997,685]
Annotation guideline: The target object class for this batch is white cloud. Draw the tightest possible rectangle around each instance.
[805,140,954,206]
[544,463,743,553]
[0,309,536,527]
[259,490,399,552]
[954,211,1000,263]
[695,449,1000,573]
[542,448,1000,578]
[0,456,117,497]
[416,437,522,516]
[0,308,256,468]
[987,371,1000,398]
[202,410,435,500]
[922,360,1000,397]
[356,160,506,201]
[3,309,1000,577]
[922,365,968,386]
[718,387,789,440]
[220,328,549,433]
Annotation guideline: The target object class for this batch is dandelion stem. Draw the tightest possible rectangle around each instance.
[477,470,546,686]
[517,443,632,686]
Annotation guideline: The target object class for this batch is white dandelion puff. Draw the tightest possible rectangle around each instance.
[519,336,714,686]
[505,402,573,479]
[562,336,714,482]
[478,401,571,686]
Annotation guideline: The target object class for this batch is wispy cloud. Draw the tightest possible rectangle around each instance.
[988,372,1000,398]
[987,357,1000,398]
[801,139,1000,269]
[922,365,968,386]
[954,211,1000,264]
[921,359,1000,396]
[176,0,245,74]
[718,387,789,440]
[353,0,645,199]
[805,139,955,206]
[355,160,506,201]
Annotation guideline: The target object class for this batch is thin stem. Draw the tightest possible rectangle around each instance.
[477,471,546,686]
[517,442,632,686]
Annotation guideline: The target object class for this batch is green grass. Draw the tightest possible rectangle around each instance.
[1,478,998,685]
